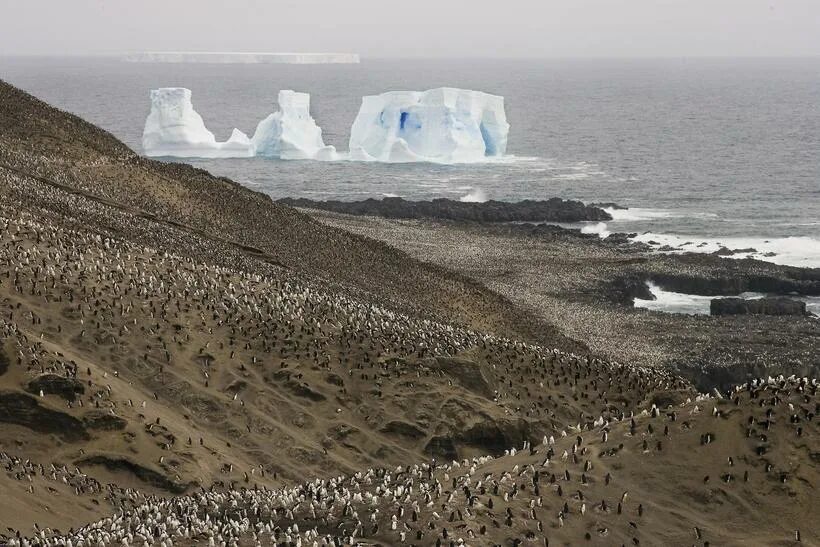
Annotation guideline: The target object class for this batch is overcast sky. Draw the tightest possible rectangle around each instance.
[1,0,819,58]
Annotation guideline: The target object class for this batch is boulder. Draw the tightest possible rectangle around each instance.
[710,297,806,316]
[25,374,85,401]
[82,410,128,431]
[0,391,89,441]
[76,455,190,493]
[380,420,426,441]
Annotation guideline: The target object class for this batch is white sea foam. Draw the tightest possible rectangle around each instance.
[634,283,725,315]
[633,282,819,315]
[603,207,718,222]
[581,222,610,238]
[604,207,676,221]
[632,233,820,268]
[459,188,488,203]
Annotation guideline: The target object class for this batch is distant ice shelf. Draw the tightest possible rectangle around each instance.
[123,52,360,64]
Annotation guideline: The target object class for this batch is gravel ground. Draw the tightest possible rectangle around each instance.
[310,210,820,390]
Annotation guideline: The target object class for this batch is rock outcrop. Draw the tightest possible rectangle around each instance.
[710,297,807,316]
[278,197,611,223]
[25,374,85,401]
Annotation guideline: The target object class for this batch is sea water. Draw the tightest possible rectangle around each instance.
[2,56,818,266]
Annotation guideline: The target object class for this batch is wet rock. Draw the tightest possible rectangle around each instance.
[652,271,820,297]
[605,233,632,244]
[279,196,612,223]
[607,275,655,305]
[590,202,627,210]
[710,297,807,316]
[25,374,85,401]
[712,247,758,256]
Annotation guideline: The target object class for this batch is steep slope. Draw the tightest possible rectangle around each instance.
[0,79,577,352]
[0,80,684,533]
[0,80,816,545]
[9,377,818,545]
[0,201,682,532]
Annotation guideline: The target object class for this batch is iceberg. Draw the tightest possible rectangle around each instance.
[142,88,254,158]
[348,87,510,163]
[251,91,337,160]
[142,86,511,163]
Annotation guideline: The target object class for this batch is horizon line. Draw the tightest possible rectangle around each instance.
[2,52,820,61]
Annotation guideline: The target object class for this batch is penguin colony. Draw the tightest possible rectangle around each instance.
[2,375,817,545]
[1,175,818,544]
[0,80,818,544]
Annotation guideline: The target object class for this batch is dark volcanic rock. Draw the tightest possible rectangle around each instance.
[76,455,190,493]
[710,297,807,316]
[590,202,626,210]
[459,418,532,455]
[278,196,611,223]
[424,415,535,460]
[0,391,89,441]
[25,374,85,401]
[424,435,459,461]
[0,346,8,377]
[82,410,128,431]
[432,357,494,397]
[652,270,820,297]
[380,420,426,440]
[266,370,326,401]
[607,275,656,305]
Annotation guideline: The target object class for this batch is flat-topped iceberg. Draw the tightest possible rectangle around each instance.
[142,88,254,158]
[348,87,510,163]
[251,90,337,160]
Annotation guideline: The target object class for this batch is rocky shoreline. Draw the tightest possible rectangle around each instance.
[306,209,820,391]
[1,79,818,544]
[277,196,611,223]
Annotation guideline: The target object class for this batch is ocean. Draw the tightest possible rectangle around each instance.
[2,56,818,266]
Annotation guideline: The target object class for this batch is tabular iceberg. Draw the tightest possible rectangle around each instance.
[348,88,510,163]
[251,91,337,160]
[124,52,360,64]
[142,88,254,158]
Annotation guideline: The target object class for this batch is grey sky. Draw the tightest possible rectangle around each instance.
[1,0,818,57]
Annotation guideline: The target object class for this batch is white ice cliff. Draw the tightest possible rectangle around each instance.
[348,88,510,163]
[142,86,511,163]
[142,88,254,158]
[251,91,337,160]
